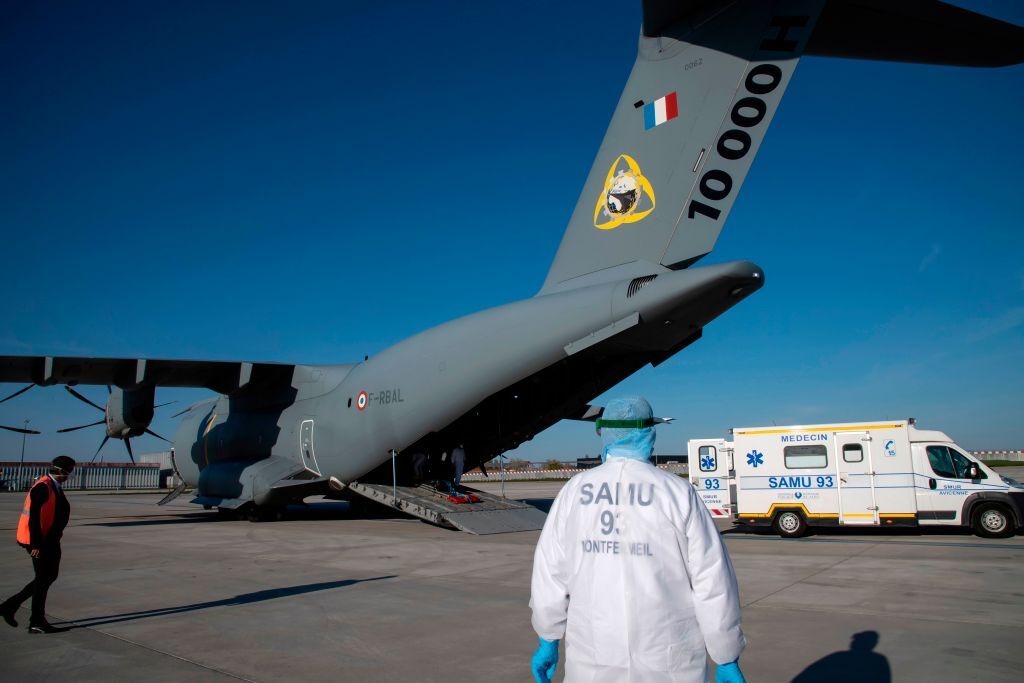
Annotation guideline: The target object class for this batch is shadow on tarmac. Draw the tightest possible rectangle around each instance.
[724,524,1024,540]
[791,631,890,683]
[724,525,972,538]
[82,501,409,527]
[521,498,554,514]
[83,513,222,527]
[58,576,396,629]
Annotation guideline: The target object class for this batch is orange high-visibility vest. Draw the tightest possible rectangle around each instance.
[15,476,57,546]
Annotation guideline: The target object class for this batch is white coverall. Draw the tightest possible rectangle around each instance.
[530,457,745,682]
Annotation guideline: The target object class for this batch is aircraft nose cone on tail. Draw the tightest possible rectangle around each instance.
[601,260,765,356]
[613,260,764,320]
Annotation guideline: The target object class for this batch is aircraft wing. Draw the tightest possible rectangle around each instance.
[0,355,295,395]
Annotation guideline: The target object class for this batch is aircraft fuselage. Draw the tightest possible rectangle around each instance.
[171,261,763,507]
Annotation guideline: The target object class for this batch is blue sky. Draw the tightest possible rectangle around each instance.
[1,1,1022,463]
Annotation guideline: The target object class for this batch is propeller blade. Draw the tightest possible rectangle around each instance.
[170,406,191,418]
[0,424,41,435]
[56,419,106,434]
[91,435,110,463]
[124,437,135,464]
[0,384,34,405]
[154,401,177,409]
[157,482,188,506]
[144,428,171,443]
[65,386,105,413]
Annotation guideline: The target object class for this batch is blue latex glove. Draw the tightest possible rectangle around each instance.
[716,661,746,683]
[531,637,559,683]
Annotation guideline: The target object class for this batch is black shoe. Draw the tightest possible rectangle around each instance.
[27,622,65,634]
[0,604,17,628]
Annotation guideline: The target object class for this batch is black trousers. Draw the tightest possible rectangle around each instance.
[3,544,61,625]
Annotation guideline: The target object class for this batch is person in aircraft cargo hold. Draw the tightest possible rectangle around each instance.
[529,397,746,683]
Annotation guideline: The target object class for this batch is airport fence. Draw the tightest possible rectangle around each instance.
[462,463,688,482]
[0,462,160,492]
[973,451,1024,463]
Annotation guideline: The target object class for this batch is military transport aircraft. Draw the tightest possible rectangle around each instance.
[2,1,1022,524]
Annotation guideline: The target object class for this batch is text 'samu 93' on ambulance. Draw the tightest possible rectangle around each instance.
[688,419,1024,538]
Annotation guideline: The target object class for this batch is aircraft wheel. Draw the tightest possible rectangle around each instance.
[773,510,807,538]
[972,503,1014,539]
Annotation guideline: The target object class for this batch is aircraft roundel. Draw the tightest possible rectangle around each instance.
[357,391,368,411]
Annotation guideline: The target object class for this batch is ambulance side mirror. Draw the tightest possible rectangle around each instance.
[966,464,980,480]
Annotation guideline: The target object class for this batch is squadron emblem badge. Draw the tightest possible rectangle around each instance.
[593,154,656,230]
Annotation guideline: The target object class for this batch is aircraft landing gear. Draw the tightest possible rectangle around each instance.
[245,504,284,523]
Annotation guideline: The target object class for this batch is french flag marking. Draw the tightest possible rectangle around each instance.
[643,92,678,130]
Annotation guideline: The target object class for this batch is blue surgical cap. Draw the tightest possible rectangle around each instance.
[596,396,657,462]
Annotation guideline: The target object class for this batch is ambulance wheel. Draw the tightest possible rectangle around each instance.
[972,503,1014,539]
[773,510,807,538]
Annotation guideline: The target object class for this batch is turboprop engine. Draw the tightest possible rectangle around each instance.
[104,385,155,437]
[59,385,171,461]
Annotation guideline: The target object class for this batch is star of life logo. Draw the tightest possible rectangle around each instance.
[746,450,764,468]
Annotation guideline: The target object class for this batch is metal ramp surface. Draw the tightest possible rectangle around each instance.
[347,482,547,534]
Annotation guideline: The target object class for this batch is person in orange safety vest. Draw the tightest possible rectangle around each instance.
[1,455,75,634]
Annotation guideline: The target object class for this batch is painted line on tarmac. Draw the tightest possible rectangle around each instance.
[724,535,1024,550]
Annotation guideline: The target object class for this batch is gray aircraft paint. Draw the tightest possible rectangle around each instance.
[1,1,1022,515]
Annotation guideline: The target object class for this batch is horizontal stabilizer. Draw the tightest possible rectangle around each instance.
[807,0,1024,67]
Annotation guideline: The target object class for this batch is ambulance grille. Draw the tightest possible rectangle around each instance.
[627,274,658,298]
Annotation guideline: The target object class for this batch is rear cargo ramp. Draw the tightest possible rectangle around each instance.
[347,482,547,534]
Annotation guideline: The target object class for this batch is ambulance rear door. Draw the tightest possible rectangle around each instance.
[690,439,732,518]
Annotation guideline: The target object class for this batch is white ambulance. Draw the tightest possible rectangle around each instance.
[687,438,734,518]
[703,419,1023,538]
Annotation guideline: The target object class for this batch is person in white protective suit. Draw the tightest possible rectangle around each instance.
[529,397,746,683]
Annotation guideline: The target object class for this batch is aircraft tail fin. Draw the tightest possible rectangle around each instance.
[541,0,825,292]
[541,0,1023,293]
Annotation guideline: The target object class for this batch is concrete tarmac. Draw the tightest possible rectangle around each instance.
[1,475,1023,682]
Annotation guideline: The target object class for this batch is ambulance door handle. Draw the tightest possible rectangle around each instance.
[929,478,937,490]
